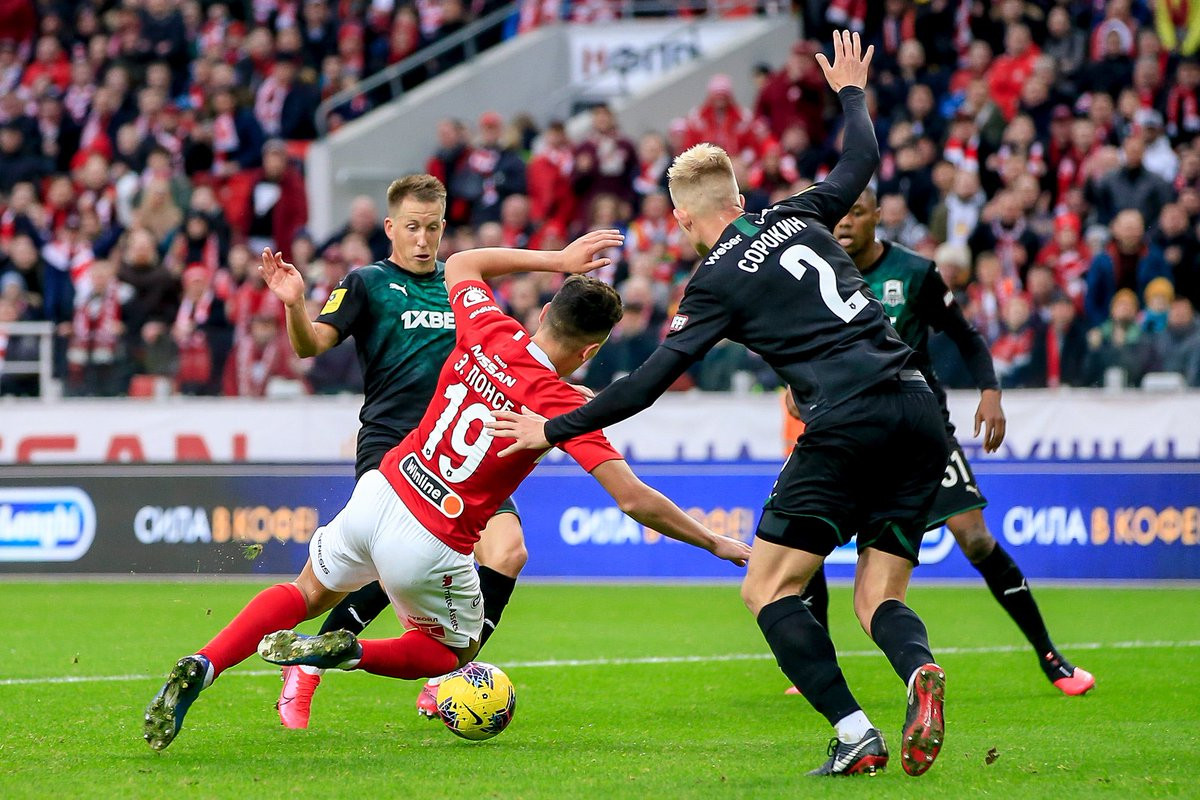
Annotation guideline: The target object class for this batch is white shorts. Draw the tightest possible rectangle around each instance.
[308,470,483,648]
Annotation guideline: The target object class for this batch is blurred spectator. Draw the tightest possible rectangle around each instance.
[877,194,929,251]
[1165,56,1200,144]
[1085,288,1155,387]
[254,56,318,141]
[967,251,1014,342]
[634,131,671,200]
[451,111,527,226]
[754,41,826,142]
[245,140,308,258]
[992,293,1043,387]
[499,194,535,248]
[1153,202,1200,309]
[1026,264,1059,322]
[573,104,638,222]
[1035,212,1091,312]
[428,119,471,222]
[1141,276,1176,334]
[172,265,233,396]
[0,123,48,194]
[683,74,760,165]
[988,24,1040,120]
[526,121,576,235]
[1152,298,1200,384]
[66,258,131,396]
[1044,6,1088,83]
[1039,293,1090,387]
[1086,209,1170,325]
[969,191,1042,287]
[1156,0,1200,56]
[319,196,389,261]
[118,227,179,376]
[211,87,266,174]
[1091,132,1174,225]
[222,309,302,396]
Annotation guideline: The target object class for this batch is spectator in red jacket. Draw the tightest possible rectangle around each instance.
[1035,212,1093,312]
[526,120,575,234]
[572,104,638,225]
[753,40,827,142]
[222,309,302,396]
[20,35,71,92]
[683,74,760,165]
[244,140,308,259]
[987,23,1041,120]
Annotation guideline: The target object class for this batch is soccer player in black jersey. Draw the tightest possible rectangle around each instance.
[781,188,1093,696]
[491,32,949,777]
[260,175,528,726]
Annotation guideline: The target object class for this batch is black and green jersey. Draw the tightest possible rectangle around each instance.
[316,258,456,474]
[860,241,999,426]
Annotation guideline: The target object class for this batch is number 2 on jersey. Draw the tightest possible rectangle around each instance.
[779,245,868,323]
[421,382,493,483]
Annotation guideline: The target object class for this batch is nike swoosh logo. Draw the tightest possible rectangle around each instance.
[1003,581,1029,596]
[835,735,879,770]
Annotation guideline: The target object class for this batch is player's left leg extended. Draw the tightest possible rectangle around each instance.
[948,508,1095,696]
[144,561,346,751]
[744,530,888,776]
[415,503,526,717]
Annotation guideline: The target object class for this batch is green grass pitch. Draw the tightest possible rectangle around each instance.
[0,581,1196,798]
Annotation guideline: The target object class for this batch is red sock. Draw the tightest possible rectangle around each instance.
[357,630,459,680]
[198,583,308,678]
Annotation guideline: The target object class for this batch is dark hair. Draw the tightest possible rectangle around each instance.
[543,275,623,348]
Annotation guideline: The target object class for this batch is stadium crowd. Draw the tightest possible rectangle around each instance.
[3,0,1200,398]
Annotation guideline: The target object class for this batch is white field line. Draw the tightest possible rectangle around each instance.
[1,639,1198,688]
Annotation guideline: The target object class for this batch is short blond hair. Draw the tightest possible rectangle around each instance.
[386,174,446,215]
[667,143,739,215]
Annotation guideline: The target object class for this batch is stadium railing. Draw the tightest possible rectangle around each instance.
[0,321,57,400]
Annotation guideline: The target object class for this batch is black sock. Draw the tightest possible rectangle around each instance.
[757,596,861,726]
[319,581,391,636]
[477,566,517,649]
[801,566,830,631]
[974,544,1060,671]
[870,599,935,685]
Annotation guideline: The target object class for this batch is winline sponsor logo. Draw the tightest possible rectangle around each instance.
[399,453,464,518]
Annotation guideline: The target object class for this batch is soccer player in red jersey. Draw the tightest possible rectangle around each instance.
[142,231,751,751]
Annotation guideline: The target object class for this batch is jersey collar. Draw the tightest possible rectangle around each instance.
[525,339,556,373]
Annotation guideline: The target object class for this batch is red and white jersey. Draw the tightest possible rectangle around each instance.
[380,280,622,554]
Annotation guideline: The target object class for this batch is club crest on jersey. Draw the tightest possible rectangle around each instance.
[461,286,489,308]
[669,314,689,332]
[882,280,906,307]
[399,453,464,518]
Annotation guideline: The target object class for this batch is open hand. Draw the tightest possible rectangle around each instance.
[259,249,306,308]
[560,229,625,274]
[487,408,551,456]
[814,30,874,93]
[974,388,1006,453]
[712,535,752,567]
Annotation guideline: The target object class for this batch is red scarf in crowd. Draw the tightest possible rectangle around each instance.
[68,283,121,367]
[232,335,280,397]
[174,291,215,385]
[1167,84,1200,138]
[255,76,287,138]
[826,0,867,32]
[1045,326,1063,388]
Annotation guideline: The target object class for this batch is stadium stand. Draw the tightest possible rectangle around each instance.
[2,1,1200,398]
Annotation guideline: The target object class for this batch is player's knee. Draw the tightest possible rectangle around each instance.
[740,579,767,616]
[486,537,528,576]
[949,516,996,563]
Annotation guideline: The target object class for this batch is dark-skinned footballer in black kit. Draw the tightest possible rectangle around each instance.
[489,32,951,778]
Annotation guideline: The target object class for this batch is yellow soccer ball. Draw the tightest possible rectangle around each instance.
[435,662,516,741]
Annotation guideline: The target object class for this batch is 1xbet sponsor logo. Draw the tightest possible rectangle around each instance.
[402,310,455,330]
[0,487,96,562]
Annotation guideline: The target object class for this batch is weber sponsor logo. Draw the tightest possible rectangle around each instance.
[400,453,464,518]
[0,487,96,562]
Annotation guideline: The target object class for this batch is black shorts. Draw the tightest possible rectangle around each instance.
[925,439,987,529]
[356,430,520,520]
[756,374,949,564]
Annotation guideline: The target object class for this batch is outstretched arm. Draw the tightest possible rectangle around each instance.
[792,30,879,229]
[489,345,693,455]
[444,229,624,289]
[590,459,751,566]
